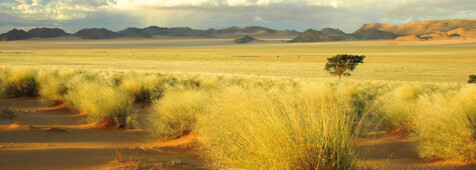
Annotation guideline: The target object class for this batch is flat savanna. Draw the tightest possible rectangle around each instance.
[1,38,475,82]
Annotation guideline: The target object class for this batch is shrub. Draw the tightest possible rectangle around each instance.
[1,68,39,98]
[120,75,164,104]
[374,85,421,131]
[469,75,476,84]
[37,70,68,105]
[196,85,360,169]
[149,89,209,139]
[412,86,476,161]
[64,81,134,129]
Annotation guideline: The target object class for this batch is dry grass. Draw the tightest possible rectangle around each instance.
[0,38,475,167]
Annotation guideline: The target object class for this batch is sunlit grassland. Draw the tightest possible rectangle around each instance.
[0,39,475,168]
[1,39,475,83]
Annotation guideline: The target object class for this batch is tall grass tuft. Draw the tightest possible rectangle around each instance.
[37,70,69,105]
[64,80,134,129]
[196,84,360,169]
[120,75,164,104]
[0,68,39,98]
[412,86,476,161]
[374,85,421,131]
[149,89,209,139]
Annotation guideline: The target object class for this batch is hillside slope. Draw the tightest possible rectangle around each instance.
[358,19,476,36]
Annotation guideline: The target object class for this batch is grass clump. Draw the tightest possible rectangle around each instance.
[412,86,476,161]
[65,80,134,129]
[469,75,476,84]
[149,89,209,139]
[37,70,70,105]
[196,85,360,169]
[120,75,164,104]
[374,85,421,132]
[0,68,39,98]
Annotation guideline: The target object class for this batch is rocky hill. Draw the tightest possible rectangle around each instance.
[27,27,70,38]
[357,19,476,36]
[394,35,423,41]
[73,28,120,39]
[208,26,277,34]
[117,27,153,38]
[2,19,476,41]
[233,35,258,44]
[0,29,31,41]
[351,29,398,40]
[288,29,344,43]
[320,28,346,35]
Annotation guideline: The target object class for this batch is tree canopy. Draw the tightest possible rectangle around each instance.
[325,54,365,80]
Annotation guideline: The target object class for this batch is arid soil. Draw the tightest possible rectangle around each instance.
[0,98,207,169]
[358,132,476,169]
[1,98,475,169]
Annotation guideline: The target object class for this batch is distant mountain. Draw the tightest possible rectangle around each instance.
[351,29,398,40]
[73,28,120,39]
[357,19,476,36]
[2,19,476,41]
[117,26,299,38]
[27,27,69,38]
[233,35,258,44]
[0,29,30,41]
[207,26,278,34]
[288,29,344,43]
[117,27,153,38]
[320,28,346,35]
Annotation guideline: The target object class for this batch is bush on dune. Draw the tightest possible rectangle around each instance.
[374,85,422,132]
[0,68,39,98]
[412,86,476,161]
[37,70,69,105]
[120,75,164,104]
[149,89,210,139]
[64,80,134,129]
[196,85,361,169]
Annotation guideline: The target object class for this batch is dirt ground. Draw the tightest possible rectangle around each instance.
[0,98,208,169]
[1,98,475,169]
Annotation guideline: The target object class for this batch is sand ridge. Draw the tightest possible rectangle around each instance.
[1,98,475,169]
[0,98,207,169]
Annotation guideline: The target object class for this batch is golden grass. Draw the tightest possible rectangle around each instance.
[0,39,475,167]
[1,39,475,83]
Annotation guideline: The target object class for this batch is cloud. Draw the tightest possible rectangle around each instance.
[1,0,476,33]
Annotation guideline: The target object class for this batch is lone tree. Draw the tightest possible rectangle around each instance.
[469,75,476,84]
[325,54,365,81]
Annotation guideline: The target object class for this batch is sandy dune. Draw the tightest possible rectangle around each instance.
[358,132,476,170]
[0,98,207,169]
[1,98,475,169]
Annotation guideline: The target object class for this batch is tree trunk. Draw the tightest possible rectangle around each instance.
[338,74,341,81]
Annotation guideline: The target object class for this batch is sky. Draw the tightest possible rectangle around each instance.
[1,0,476,33]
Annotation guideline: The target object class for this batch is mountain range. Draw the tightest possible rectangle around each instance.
[1,19,476,42]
